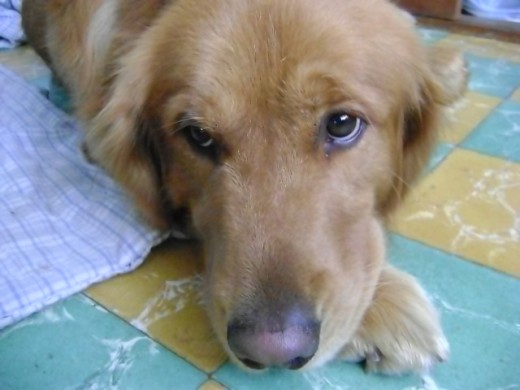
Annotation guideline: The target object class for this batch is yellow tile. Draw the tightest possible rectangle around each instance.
[0,46,50,80]
[391,149,520,277]
[87,239,227,372]
[443,91,501,145]
[199,380,227,390]
[512,88,520,102]
[437,34,520,63]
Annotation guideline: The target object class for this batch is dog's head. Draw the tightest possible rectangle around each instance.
[88,0,466,370]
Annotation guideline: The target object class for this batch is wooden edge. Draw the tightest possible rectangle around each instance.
[395,0,462,21]
[417,15,520,43]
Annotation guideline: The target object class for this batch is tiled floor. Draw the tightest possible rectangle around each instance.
[1,27,519,390]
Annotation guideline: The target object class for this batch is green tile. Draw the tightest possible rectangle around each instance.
[27,75,73,113]
[428,142,454,171]
[466,54,520,98]
[215,361,427,390]
[461,100,520,162]
[389,235,520,389]
[29,75,51,94]
[49,80,73,113]
[0,294,206,390]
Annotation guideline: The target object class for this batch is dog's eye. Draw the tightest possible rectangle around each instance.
[181,124,220,162]
[325,112,366,145]
[188,126,214,148]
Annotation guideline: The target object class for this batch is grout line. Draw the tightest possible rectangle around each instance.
[389,233,518,279]
[80,291,215,376]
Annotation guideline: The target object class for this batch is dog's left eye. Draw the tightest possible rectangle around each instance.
[324,112,366,145]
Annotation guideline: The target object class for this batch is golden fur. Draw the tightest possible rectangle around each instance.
[23,0,466,372]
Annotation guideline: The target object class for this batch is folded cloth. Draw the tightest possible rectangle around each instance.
[0,66,167,328]
[0,0,24,49]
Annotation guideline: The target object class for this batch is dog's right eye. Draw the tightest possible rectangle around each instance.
[182,124,220,162]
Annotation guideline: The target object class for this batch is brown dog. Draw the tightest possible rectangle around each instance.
[22,0,466,373]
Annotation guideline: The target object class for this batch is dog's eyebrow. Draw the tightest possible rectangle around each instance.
[166,114,203,137]
[173,113,210,130]
[171,114,194,131]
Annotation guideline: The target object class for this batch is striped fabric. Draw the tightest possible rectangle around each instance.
[0,0,24,49]
[0,66,167,328]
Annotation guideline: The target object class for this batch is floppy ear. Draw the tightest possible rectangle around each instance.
[85,48,172,230]
[382,46,467,216]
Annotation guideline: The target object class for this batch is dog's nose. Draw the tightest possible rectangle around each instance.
[227,305,320,370]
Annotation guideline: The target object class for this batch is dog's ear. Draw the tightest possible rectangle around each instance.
[382,46,467,215]
[85,49,172,230]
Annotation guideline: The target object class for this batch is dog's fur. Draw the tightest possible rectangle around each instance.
[23,0,466,373]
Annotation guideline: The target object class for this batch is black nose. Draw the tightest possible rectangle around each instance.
[227,304,320,370]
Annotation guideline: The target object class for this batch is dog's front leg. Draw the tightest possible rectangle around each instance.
[339,266,449,374]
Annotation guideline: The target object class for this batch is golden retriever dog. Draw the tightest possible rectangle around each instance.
[22,0,466,373]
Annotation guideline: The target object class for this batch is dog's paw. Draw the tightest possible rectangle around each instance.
[339,266,449,374]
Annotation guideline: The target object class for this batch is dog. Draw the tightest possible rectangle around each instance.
[22,0,466,373]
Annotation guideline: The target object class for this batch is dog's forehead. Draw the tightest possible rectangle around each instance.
[182,0,423,132]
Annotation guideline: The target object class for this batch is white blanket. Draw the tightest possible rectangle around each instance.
[0,0,24,49]
[0,66,166,328]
